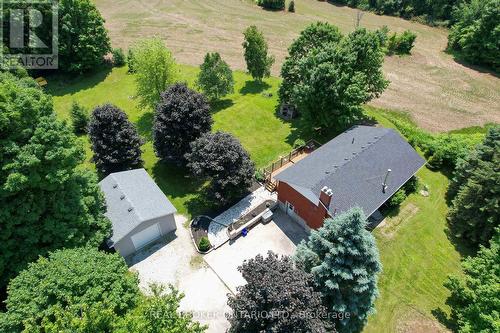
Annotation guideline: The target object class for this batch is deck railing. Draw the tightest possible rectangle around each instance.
[262,139,321,189]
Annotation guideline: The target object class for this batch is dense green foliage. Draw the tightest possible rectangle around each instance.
[132,38,177,108]
[186,131,255,205]
[1,0,110,73]
[387,188,407,208]
[444,231,500,332]
[279,22,343,104]
[257,0,285,10]
[127,49,137,73]
[386,30,417,55]
[112,48,126,67]
[115,284,207,333]
[447,126,499,248]
[295,208,382,333]
[0,74,110,289]
[153,83,212,163]
[197,52,234,101]
[228,252,328,332]
[390,117,484,169]
[88,104,143,175]
[291,28,388,129]
[0,248,139,332]
[57,0,111,73]
[242,26,274,81]
[330,0,460,25]
[448,0,500,70]
[70,101,89,134]
[198,237,211,252]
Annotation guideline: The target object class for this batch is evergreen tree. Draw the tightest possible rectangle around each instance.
[197,52,234,101]
[153,83,213,163]
[0,73,110,290]
[70,101,89,134]
[88,104,143,175]
[295,207,382,333]
[448,125,500,248]
[279,22,342,104]
[444,230,500,332]
[0,247,139,332]
[186,131,255,204]
[227,252,329,332]
[242,26,274,81]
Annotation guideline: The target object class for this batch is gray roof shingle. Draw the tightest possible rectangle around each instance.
[99,168,177,245]
[275,126,426,217]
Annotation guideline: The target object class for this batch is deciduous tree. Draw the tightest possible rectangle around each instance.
[228,252,329,332]
[295,207,382,333]
[88,103,143,175]
[0,247,139,332]
[448,0,499,70]
[279,22,342,104]
[132,38,177,108]
[0,74,110,290]
[242,26,274,81]
[186,132,255,204]
[197,52,234,101]
[153,83,212,163]
[292,28,388,130]
[444,230,500,332]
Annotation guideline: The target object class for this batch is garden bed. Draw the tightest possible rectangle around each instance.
[228,199,276,235]
[190,216,213,253]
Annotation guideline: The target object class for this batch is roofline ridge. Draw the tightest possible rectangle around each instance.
[311,128,390,190]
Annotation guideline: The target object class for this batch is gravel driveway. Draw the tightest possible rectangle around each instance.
[128,215,231,333]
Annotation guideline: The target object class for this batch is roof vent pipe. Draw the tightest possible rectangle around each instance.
[120,195,125,200]
[352,138,355,144]
[382,169,392,193]
[128,207,133,212]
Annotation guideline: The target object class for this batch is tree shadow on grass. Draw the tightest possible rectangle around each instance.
[239,80,272,95]
[45,65,113,97]
[445,49,499,79]
[211,98,234,114]
[432,307,456,332]
[151,161,204,209]
[136,111,153,142]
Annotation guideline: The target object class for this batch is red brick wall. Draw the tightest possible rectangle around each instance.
[276,181,329,229]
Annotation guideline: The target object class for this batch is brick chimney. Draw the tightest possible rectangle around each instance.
[319,186,333,207]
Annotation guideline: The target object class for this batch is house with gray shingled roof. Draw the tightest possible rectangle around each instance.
[274,126,425,230]
[99,168,177,257]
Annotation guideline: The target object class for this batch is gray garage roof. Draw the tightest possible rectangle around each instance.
[99,168,177,245]
[275,126,425,217]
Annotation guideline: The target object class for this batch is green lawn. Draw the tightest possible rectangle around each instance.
[48,66,463,332]
[48,65,295,216]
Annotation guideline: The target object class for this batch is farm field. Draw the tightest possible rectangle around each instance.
[48,65,463,332]
[94,0,500,132]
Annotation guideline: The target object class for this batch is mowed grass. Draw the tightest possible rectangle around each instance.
[95,0,500,132]
[48,65,295,216]
[48,66,463,332]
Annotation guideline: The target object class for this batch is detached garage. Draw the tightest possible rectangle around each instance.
[99,168,177,257]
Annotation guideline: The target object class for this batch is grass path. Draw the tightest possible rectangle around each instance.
[95,0,500,131]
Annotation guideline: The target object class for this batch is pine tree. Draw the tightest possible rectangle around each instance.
[448,125,499,248]
[70,101,89,134]
[295,207,382,333]
[88,104,143,175]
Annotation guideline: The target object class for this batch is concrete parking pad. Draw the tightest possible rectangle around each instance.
[128,215,231,333]
[204,209,309,294]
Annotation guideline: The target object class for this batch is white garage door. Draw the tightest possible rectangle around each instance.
[131,223,161,250]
